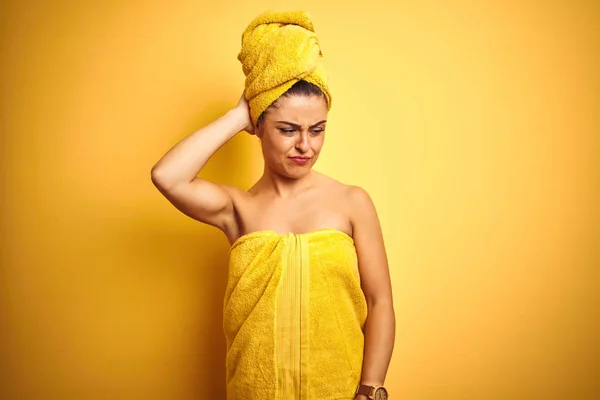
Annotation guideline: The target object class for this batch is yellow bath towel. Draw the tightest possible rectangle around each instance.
[237,10,332,127]
[224,228,368,399]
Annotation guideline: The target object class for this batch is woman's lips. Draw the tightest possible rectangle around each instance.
[289,157,310,165]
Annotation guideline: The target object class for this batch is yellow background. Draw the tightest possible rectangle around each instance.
[1,0,598,398]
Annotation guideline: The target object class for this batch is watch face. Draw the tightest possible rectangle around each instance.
[374,387,388,400]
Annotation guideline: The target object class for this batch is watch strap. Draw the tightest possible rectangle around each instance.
[356,384,383,398]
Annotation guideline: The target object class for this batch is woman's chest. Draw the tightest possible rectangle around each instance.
[235,193,352,236]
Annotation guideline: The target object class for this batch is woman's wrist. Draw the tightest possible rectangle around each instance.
[225,108,252,134]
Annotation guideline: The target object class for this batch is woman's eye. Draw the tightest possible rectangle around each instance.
[278,128,324,134]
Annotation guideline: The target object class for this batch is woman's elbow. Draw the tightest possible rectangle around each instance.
[366,296,395,312]
[151,165,173,191]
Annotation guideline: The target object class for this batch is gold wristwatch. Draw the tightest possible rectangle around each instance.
[355,384,388,400]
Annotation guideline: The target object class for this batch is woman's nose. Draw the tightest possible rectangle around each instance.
[295,132,310,151]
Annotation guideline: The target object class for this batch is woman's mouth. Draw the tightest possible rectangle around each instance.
[289,157,310,165]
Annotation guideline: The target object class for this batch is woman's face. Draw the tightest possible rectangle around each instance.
[256,94,328,179]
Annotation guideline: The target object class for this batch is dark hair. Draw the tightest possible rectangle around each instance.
[256,80,328,127]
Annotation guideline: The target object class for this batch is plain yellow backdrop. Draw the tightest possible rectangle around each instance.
[1,0,598,399]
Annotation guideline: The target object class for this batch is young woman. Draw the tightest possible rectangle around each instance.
[151,11,395,400]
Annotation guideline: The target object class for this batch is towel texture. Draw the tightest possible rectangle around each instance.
[237,10,332,127]
[224,228,367,399]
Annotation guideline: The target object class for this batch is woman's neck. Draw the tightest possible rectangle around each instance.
[256,167,318,199]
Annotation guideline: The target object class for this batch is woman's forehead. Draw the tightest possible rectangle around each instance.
[267,95,328,123]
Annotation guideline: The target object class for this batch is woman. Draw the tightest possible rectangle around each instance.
[151,10,395,400]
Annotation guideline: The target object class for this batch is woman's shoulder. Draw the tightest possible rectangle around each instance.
[314,174,378,232]
[315,174,376,235]
[314,171,370,199]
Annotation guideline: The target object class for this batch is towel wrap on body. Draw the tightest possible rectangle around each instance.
[224,228,368,399]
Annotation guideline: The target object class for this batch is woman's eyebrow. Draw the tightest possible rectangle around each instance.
[276,120,327,128]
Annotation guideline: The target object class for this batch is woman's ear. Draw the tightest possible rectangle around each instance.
[255,123,263,139]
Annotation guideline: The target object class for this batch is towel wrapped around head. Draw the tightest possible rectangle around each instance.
[237,10,332,127]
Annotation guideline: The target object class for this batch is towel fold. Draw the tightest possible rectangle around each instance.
[224,229,367,399]
[237,10,332,126]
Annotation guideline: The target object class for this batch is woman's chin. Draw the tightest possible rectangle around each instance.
[267,159,316,179]
[286,168,311,179]
[281,164,312,179]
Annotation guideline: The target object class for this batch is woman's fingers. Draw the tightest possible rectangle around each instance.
[234,90,255,135]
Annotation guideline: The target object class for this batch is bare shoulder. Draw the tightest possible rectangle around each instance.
[312,172,374,208]
[313,171,356,194]
[344,184,373,205]
[312,173,378,232]
[340,184,381,236]
[322,177,375,213]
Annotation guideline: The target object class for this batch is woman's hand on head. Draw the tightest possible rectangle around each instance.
[234,90,256,135]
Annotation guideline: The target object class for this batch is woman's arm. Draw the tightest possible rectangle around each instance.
[348,186,396,398]
[151,92,252,231]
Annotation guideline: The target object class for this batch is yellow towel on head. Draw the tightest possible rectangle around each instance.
[224,229,367,399]
[237,10,332,127]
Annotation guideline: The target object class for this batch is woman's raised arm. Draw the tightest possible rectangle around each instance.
[150,92,253,232]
